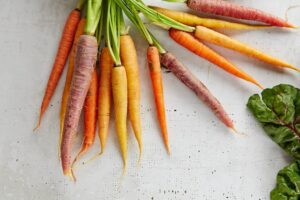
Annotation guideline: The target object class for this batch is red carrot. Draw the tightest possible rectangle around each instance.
[160,52,234,129]
[35,9,81,130]
[186,0,294,28]
[61,35,98,179]
[72,68,98,167]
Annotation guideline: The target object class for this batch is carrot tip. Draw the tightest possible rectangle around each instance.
[289,65,300,73]
[64,169,76,182]
[230,127,238,134]
[122,164,127,177]
[82,152,103,166]
[33,121,41,132]
[252,81,264,90]
[166,145,171,155]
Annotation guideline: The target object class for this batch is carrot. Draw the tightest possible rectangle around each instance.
[59,18,86,158]
[35,9,81,130]
[112,66,128,168]
[120,35,143,159]
[160,52,234,129]
[98,47,114,153]
[72,68,98,167]
[147,46,170,154]
[61,35,98,179]
[150,6,269,30]
[169,28,263,89]
[106,0,128,171]
[185,0,294,28]
[194,26,300,72]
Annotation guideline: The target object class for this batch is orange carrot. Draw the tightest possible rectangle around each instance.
[72,68,98,167]
[169,28,263,89]
[98,48,114,153]
[35,9,81,130]
[147,46,170,154]
[59,18,86,157]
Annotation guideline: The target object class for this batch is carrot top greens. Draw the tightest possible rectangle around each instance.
[85,0,102,35]
[105,0,122,65]
[76,0,88,10]
[127,0,194,32]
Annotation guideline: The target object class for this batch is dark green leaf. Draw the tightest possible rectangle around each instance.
[247,84,300,160]
[271,161,300,200]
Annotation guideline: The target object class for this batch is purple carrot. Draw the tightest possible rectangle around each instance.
[160,52,234,129]
[61,35,98,180]
[187,0,294,28]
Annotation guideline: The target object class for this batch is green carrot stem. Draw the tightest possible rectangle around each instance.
[115,0,153,44]
[127,0,194,32]
[76,0,87,10]
[150,33,167,54]
[85,0,102,35]
[96,1,105,46]
[106,0,121,65]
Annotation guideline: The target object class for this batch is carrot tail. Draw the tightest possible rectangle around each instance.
[34,9,81,130]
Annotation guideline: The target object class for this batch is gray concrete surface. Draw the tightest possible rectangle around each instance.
[0,0,300,199]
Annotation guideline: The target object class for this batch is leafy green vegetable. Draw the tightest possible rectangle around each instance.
[271,161,300,200]
[247,84,300,160]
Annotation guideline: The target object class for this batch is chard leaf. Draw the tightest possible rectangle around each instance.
[247,84,300,160]
[271,161,300,200]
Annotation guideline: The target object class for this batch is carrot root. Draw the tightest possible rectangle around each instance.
[169,28,262,89]
[160,52,235,129]
[61,35,98,177]
[35,9,81,130]
[187,0,295,28]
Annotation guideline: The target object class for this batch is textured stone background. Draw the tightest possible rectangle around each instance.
[0,0,300,199]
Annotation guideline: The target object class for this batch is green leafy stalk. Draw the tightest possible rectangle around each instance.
[76,0,87,10]
[126,0,195,32]
[247,84,300,160]
[85,0,102,35]
[150,33,166,54]
[115,0,151,44]
[96,1,106,46]
[106,0,121,65]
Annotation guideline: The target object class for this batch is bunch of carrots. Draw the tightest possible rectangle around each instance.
[34,0,298,180]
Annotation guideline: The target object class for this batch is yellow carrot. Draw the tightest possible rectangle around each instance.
[194,26,300,72]
[112,66,128,168]
[120,35,142,159]
[98,47,114,153]
[150,6,269,30]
